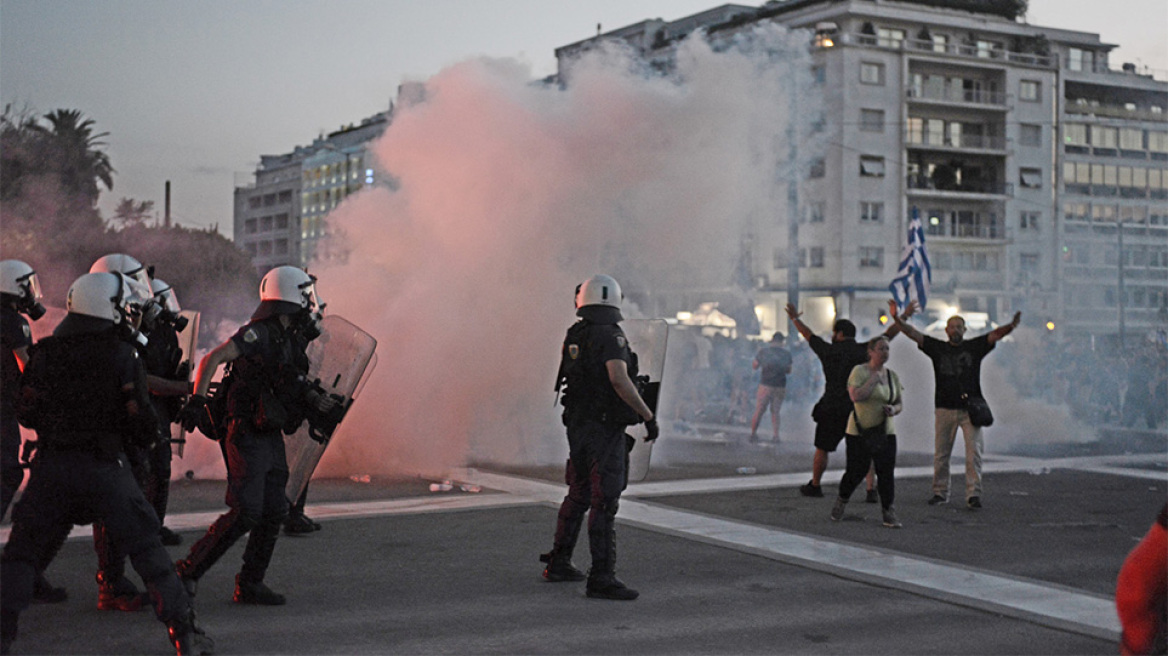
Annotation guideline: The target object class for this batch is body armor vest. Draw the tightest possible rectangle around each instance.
[21,332,129,455]
[557,321,640,426]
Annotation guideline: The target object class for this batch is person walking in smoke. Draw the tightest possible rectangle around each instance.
[541,274,658,600]
[889,300,1020,509]
[787,302,914,499]
[749,332,791,443]
[176,266,335,606]
[1,271,211,656]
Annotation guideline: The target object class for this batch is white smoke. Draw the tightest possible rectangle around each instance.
[311,24,821,478]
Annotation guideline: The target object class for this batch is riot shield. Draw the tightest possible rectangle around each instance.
[284,315,378,504]
[171,309,201,458]
[623,319,669,483]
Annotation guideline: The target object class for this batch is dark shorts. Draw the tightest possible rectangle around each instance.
[814,410,850,452]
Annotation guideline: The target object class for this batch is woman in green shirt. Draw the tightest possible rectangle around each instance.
[830,336,904,528]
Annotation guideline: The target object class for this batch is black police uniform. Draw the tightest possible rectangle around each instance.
[177,314,311,601]
[0,315,199,653]
[546,305,641,597]
[93,318,185,606]
[0,304,32,519]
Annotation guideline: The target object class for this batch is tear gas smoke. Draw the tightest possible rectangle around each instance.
[312,24,820,478]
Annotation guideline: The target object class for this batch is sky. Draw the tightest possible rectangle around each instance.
[1,0,1166,235]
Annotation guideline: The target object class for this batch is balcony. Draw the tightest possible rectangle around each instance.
[831,33,1054,68]
[907,174,1012,196]
[906,133,1007,152]
[906,86,1007,108]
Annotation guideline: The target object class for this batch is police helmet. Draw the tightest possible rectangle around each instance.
[150,278,182,313]
[576,274,622,310]
[90,253,153,292]
[0,259,46,320]
[67,272,140,323]
[259,266,320,311]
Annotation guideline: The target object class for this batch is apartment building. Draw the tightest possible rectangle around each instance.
[556,0,1167,341]
[233,111,389,275]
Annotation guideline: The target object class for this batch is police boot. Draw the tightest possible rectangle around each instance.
[167,608,215,656]
[97,572,146,611]
[1,609,18,656]
[32,572,67,604]
[282,512,315,536]
[176,509,255,598]
[539,551,586,582]
[232,575,286,606]
[585,518,638,601]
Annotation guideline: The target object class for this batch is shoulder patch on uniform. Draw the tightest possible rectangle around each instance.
[243,328,259,344]
[616,335,626,348]
[568,344,579,359]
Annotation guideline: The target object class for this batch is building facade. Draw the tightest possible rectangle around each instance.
[556,0,1167,342]
[233,111,390,275]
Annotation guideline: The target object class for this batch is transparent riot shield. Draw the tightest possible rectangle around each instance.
[623,319,669,483]
[171,309,200,458]
[284,315,378,504]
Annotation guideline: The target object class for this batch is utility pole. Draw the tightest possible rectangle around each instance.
[1117,219,1126,350]
[164,180,172,228]
[785,62,800,338]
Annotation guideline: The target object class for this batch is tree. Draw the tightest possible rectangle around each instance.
[42,109,114,208]
[111,197,155,229]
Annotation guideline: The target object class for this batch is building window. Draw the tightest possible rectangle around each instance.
[931,34,948,53]
[1149,132,1168,154]
[1068,48,1094,72]
[278,190,292,204]
[860,109,885,133]
[859,156,885,177]
[1119,128,1144,151]
[245,242,257,256]
[811,65,826,85]
[275,239,288,256]
[976,40,1002,59]
[807,202,824,223]
[245,218,257,234]
[1091,126,1118,149]
[258,241,272,256]
[1020,253,1039,272]
[263,193,276,207]
[859,247,884,268]
[1020,80,1040,102]
[809,158,826,179]
[773,248,787,270]
[1020,124,1042,147]
[861,201,884,223]
[808,246,825,268]
[860,62,885,85]
[275,213,289,230]
[1020,168,1043,188]
[248,197,262,210]
[260,215,273,232]
[1020,211,1041,231]
[1064,124,1088,146]
[877,27,905,49]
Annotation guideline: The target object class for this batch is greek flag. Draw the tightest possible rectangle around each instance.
[889,207,931,311]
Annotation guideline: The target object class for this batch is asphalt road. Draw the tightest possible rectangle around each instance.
[3,427,1165,656]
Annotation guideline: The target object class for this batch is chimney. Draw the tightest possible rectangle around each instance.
[164,180,171,228]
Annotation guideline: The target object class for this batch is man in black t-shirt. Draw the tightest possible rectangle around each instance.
[891,301,1019,509]
[786,303,911,498]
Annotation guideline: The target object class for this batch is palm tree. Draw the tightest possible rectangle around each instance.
[42,109,114,206]
[111,197,155,228]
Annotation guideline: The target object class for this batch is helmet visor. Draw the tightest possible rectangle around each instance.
[18,271,43,303]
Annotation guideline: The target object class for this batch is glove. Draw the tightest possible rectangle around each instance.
[644,418,659,442]
[178,395,208,433]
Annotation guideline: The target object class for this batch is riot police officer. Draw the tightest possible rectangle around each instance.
[0,260,68,606]
[0,260,46,520]
[541,274,657,600]
[88,254,180,611]
[141,278,191,546]
[176,266,333,606]
[0,272,211,656]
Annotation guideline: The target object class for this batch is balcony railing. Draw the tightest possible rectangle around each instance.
[907,174,1012,196]
[906,134,1007,150]
[906,86,1007,106]
[833,33,1054,68]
